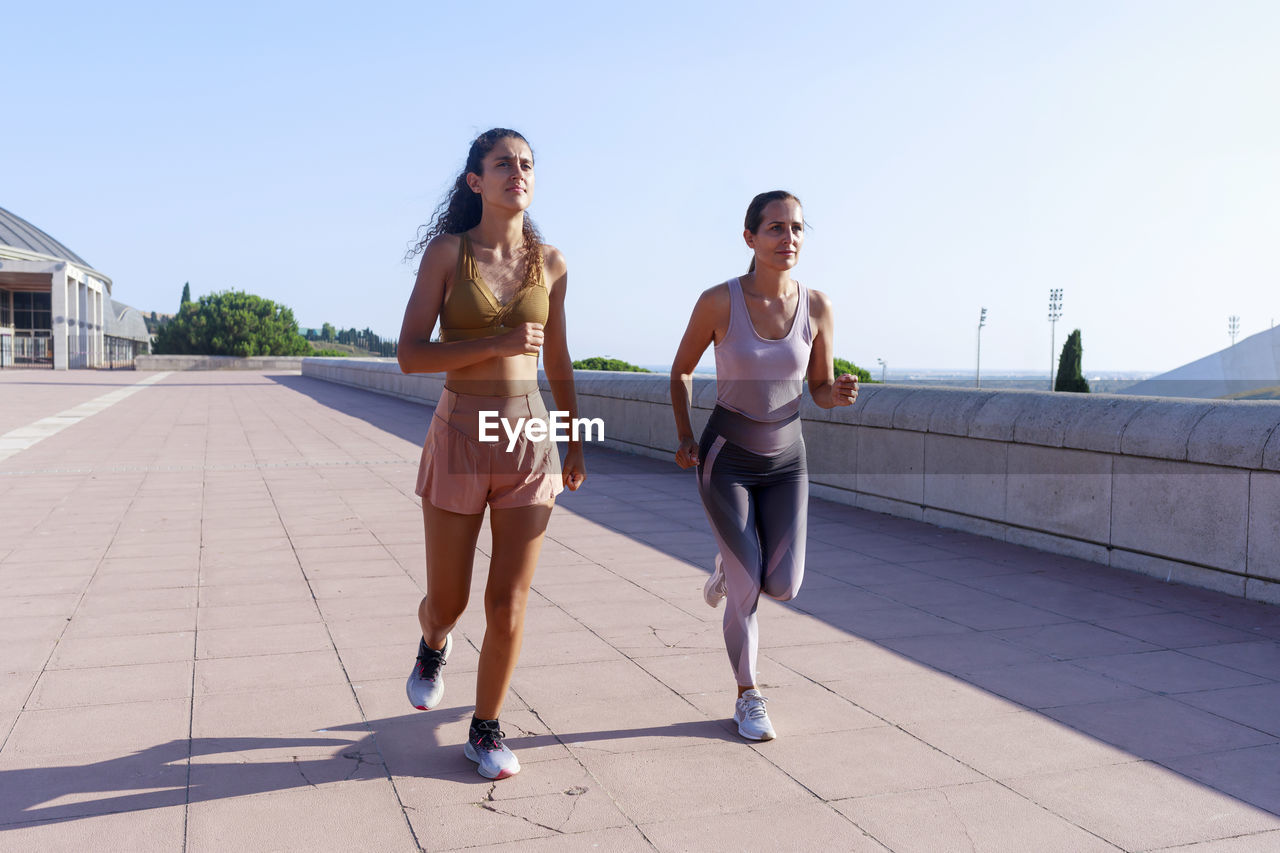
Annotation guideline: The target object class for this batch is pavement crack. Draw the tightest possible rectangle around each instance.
[479,803,565,835]
[293,756,318,789]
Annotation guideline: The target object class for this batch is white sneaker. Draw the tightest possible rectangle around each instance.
[734,689,776,741]
[704,554,727,608]
[464,719,521,780]
[405,634,451,710]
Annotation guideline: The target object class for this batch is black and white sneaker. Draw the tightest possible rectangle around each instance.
[464,718,520,779]
[405,634,451,710]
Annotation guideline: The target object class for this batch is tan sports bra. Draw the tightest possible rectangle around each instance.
[439,233,549,342]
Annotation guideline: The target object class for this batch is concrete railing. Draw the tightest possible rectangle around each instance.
[302,358,1280,604]
[137,355,307,371]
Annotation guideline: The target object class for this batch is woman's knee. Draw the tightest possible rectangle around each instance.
[484,593,529,638]
[425,594,468,628]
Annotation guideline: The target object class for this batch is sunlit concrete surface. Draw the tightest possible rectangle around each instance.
[2,369,1279,852]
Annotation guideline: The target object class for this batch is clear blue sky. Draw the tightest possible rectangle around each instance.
[5,1,1278,374]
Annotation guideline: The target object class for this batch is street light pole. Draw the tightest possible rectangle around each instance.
[1048,288,1063,391]
[1229,315,1240,346]
[876,357,886,383]
[976,307,987,388]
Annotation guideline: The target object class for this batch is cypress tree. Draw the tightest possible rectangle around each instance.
[1054,329,1090,393]
[180,282,192,308]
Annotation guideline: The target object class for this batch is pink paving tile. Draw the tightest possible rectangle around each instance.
[29,660,193,709]
[903,710,1134,779]
[1074,650,1269,694]
[47,631,195,669]
[194,600,321,630]
[582,741,812,823]
[1184,640,1280,681]
[761,725,983,800]
[1096,612,1262,649]
[833,780,1119,853]
[191,683,362,739]
[642,801,887,853]
[1176,682,1280,738]
[1044,694,1278,759]
[0,670,39,711]
[992,621,1160,659]
[194,650,348,695]
[881,632,1049,674]
[827,670,1023,724]
[1165,743,1280,816]
[964,659,1153,709]
[1006,760,1280,849]
[185,779,417,853]
[3,698,191,757]
[195,622,332,659]
[0,803,186,851]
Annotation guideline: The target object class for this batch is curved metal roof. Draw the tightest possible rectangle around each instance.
[0,205,91,268]
[107,300,151,343]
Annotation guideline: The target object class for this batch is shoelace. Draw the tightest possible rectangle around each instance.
[416,644,447,681]
[470,721,506,752]
[740,694,769,719]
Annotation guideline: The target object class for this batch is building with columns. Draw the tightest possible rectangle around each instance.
[0,205,113,369]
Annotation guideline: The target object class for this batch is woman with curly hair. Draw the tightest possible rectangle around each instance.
[398,128,585,779]
[669,191,858,741]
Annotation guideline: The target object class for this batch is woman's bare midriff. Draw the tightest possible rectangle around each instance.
[445,352,540,398]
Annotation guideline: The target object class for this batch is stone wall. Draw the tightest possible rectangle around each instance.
[136,355,308,371]
[301,358,1280,604]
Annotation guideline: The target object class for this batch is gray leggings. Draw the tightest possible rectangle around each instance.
[697,407,808,686]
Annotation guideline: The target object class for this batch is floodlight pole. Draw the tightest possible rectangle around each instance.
[1048,288,1063,391]
[1229,315,1240,346]
[876,357,886,383]
[976,307,987,388]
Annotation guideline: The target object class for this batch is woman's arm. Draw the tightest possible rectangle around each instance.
[806,288,858,409]
[540,247,585,490]
[396,235,542,374]
[669,285,727,468]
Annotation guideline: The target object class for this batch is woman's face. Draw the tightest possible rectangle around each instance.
[745,198,805,271]
[467,137,535,213]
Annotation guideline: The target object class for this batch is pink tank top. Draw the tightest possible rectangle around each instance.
[714,277,813,423]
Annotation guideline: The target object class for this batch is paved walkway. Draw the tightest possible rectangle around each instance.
[1,369,1279,852]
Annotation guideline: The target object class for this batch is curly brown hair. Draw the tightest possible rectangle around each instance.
[407,128,545,301]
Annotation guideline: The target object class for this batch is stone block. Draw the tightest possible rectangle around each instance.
[893,388,968,432]
[1005,527,1111,565]
[921,507,1008,540]
[927,390,997,437]
[1186,402,1280,469]
[922,434,1007,520]
[1119,400,1216,462]
[1247,471,1280,582]
[1111,457,1249,573]
[1012,394,1086,447]
[1265,423,1280,472]
[1109,549,1247,598]
[1006,445,1111,543]
[857,385,910,429]
[1061,396,1148,454]
[968,391,1039,441]
[855,492,924,521]
[1244,576,1280,605]
[804,421,857,490]
[856,427,924,505]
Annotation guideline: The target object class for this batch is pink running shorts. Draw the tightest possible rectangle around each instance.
[416,387,563,514]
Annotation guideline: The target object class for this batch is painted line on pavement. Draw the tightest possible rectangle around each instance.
[0,372,173,463]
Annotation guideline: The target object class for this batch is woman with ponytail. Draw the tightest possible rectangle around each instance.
[398,128,585,779]
[669,191,858,741]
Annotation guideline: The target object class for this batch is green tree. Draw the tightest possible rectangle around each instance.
[153,290,312,357]
[321,322,336,342]
[1054,329,1090,393]
[833,357,874,383]
[180,282,191,309]
[572,356,651,372]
